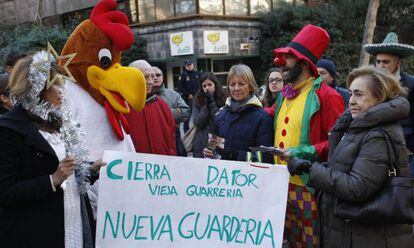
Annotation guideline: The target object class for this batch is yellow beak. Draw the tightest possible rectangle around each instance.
[87,63,146,113]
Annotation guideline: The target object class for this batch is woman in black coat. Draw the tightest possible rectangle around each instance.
[0,53,104,248]
[191,72,227,158]
[288,66,414,247]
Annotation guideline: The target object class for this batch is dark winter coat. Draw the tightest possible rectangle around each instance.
[334,85,350,108]
[210,96,274,162]
[309,97,414,248]
[0,106,65,248]
[191,99,219,158]
[178,69,201,102]
[400,70,414,151]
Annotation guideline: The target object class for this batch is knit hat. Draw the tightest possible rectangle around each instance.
[364,32,414,58]
[316,59,336,78]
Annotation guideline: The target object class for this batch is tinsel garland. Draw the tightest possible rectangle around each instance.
[17,51,52,121]
[17,50,90,193]
[60,85,91,194]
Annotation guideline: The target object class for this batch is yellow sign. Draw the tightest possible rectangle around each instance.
[207,32,220,45]
[171,34,183,46]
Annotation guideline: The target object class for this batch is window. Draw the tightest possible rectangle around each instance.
[250,0,271,15]
[128,0,138,23]
[175,0,196,16]
[225,0,248,16]
[138,0,155,22]
[155,0,174,20]
[199,0,223,15]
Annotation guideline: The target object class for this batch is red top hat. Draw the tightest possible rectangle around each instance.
[274,24,330,77]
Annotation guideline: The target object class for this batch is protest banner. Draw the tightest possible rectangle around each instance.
[96,150,289,248]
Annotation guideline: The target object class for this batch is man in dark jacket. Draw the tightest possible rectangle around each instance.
[317,58,350,107]
[178,59,201,132]
[364,32,414,176]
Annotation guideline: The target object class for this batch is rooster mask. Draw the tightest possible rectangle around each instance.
[60,0,146,140]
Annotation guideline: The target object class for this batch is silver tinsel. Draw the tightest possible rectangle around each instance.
[17,51,53,121]
[60,86,91,194]
[16,50,91,194]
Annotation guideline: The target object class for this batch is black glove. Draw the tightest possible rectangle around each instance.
[215,147,239,160]
[205,91,215,105]
[287,157,312,176]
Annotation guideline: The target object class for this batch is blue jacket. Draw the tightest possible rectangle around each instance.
[210,96,274,162]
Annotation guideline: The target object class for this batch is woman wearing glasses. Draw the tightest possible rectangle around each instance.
[262,67,284,107]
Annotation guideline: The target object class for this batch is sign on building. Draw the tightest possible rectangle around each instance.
[96,151,290,248]
[203,30,229,54]
[169,31,194,56]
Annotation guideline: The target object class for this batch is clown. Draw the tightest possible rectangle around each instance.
[269,24,344,247]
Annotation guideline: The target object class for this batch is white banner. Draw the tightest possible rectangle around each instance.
[169,31,194,56]
[203,30,229,54]
[96,151,289,248]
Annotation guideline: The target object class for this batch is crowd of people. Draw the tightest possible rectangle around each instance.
[0,22,414,248]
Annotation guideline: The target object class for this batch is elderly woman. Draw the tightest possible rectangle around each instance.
[0,52,104,248]
[288,66,414,247]
[203,64,273,162]
[261,67,284,107]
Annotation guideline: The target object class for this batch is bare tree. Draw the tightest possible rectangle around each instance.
[359,0,380,66]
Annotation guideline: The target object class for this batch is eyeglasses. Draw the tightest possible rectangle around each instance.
[269,78,283,84]
[155,73,163,77]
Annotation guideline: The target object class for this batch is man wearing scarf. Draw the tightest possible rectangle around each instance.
[269,25,344,247]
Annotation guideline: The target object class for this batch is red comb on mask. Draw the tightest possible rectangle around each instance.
[90,0,134,51]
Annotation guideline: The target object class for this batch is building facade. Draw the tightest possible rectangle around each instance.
[0,0,316,88]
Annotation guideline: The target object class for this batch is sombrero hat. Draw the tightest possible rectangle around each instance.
[364,32,414,58]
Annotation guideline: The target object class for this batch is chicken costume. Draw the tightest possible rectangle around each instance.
[60,0,146,161]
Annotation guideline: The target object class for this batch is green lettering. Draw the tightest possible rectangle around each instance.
[207,215,223,240]
[160,166,171,181]
[194,213,210,240]
[157,215,173,241]
[248,173,259,189]
[103,210,120,239]
[244,219,257,244]
[121,212,136,239]
[207,166,219,185]
[178,212,195,239]
[107,159,123,180]
[134,216,148,240]
[258,220,275,248]
[145,162,152,179]
[133,161,144,180]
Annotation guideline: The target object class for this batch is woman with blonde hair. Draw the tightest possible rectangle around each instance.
[204,64,273,162]
[0,52,105,248]
[287,66,414,247]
